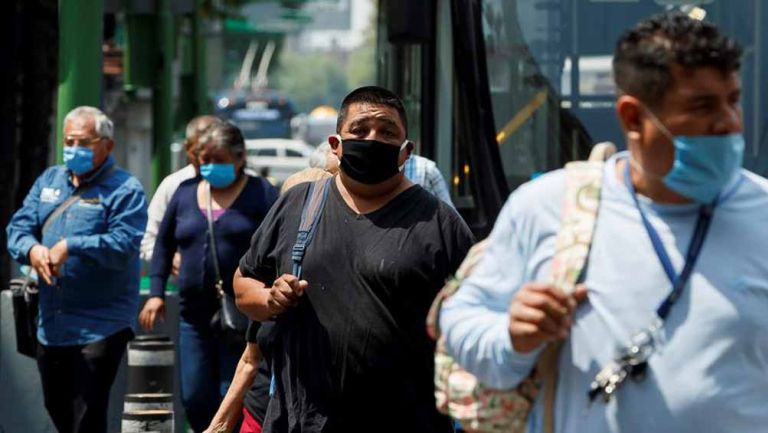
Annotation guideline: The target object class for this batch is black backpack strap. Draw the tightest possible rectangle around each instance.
[41,166,117,234]
[291,177,333,279]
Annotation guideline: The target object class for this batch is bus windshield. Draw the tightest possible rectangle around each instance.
[482,0,767,188]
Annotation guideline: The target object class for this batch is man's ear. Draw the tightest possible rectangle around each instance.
[328,134,341,156]
[616,95,643,135]
[105,138,115,154]
[328,134,341,147]
[404,141,414,159]
[398,141,413,166]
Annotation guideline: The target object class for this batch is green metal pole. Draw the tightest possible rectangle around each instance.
[152,0,174,191]
[193,0,208,115]
[56,0,103,163]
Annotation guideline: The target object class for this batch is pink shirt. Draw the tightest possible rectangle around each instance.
[200,207,226,221]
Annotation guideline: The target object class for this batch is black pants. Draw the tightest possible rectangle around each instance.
[36,328,133,433]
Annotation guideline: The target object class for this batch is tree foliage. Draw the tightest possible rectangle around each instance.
[273,51,347,112]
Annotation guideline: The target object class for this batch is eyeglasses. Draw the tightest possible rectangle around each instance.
[63,136,103,147]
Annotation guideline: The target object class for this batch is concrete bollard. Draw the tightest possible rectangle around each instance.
[124,393,174,412]
[121,409,174,433]
[126,338,175,394]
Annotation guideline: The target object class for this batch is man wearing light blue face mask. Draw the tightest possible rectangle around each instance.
[6,106,147,433]
[440,12,768,433]
[623,88,745,205]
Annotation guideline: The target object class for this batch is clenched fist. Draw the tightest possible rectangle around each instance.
[508,282,588,353]
[267,274,309,316]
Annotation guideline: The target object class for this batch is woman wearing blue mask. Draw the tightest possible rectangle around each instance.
[140,122,278,433]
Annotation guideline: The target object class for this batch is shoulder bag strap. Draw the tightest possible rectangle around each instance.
[29,166,116,288]
[41,166,117,234]
[268,178,332,399]
[205,182,225,296]
[539,141,616,433]
[291,177,333,279]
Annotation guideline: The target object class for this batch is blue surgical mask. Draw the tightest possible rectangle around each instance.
[640,110,744,203]
[63,146,95,175]
[200,163,237,188]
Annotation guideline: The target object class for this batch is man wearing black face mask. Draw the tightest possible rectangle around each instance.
[233,86,475,433]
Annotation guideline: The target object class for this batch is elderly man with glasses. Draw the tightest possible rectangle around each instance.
[6,106,147,433]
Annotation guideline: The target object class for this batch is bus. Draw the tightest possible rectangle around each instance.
[214,89,296,139]
[376,0,767,236]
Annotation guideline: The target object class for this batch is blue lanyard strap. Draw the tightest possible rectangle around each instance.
[622,161,714,320]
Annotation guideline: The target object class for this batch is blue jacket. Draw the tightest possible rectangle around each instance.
[6,156,148,346]
[149,176,277,324]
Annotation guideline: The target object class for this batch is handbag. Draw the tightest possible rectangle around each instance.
[205,182,250,333]
[9,277,39,358]
[427,142,616,433]
[7,166,116,358]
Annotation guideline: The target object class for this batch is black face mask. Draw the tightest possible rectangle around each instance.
[339,138,409,184]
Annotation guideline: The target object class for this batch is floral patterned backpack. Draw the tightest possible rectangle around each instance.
[426,142,616,433]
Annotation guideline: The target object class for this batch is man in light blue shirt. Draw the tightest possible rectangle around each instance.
[440,12,768,433]
[404,154,454,206]
[6,106,147,433]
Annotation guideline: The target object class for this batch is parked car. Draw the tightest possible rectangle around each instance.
[245,138,316,184]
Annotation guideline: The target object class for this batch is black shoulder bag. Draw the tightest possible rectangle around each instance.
[206,182,250,334]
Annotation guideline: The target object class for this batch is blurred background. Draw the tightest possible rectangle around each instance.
[2,2,768,432]
[1,0,378,283]
[3,0,767,282]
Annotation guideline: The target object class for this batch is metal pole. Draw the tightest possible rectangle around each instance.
[56,0,103,163]
[752,0,763,158]
[193,0,208,114]
[152,0,174,191]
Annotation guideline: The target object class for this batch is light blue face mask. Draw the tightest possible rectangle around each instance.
[63,146,95,175]
[644,111,744,203]
[200,163,237,188]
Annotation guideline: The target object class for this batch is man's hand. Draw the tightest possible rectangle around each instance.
[171,252,182,277]
[267,274,309,316]
[49,239,69,277]
[138,297,166,332]
[508,282,588,353]
[29,244,54,285]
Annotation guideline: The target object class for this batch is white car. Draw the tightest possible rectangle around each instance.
[245,138,316,184]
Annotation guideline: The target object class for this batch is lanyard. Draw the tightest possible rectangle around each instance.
[622,161,714,320]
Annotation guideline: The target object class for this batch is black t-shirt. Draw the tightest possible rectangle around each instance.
[243,321,271,424]
[239,180,475,433]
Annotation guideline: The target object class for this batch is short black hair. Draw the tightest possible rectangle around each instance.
[336,86,408,136]
[613,12,742,107]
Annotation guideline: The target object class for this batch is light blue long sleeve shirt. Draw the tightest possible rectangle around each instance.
[6,156,147,346]
[404,155,454,207]
[440,152,768,433]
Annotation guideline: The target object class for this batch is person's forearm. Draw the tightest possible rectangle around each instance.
[441,282,541,389]
[207,355,258,431]
[233,268,274,321]
[140,226,158,262]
